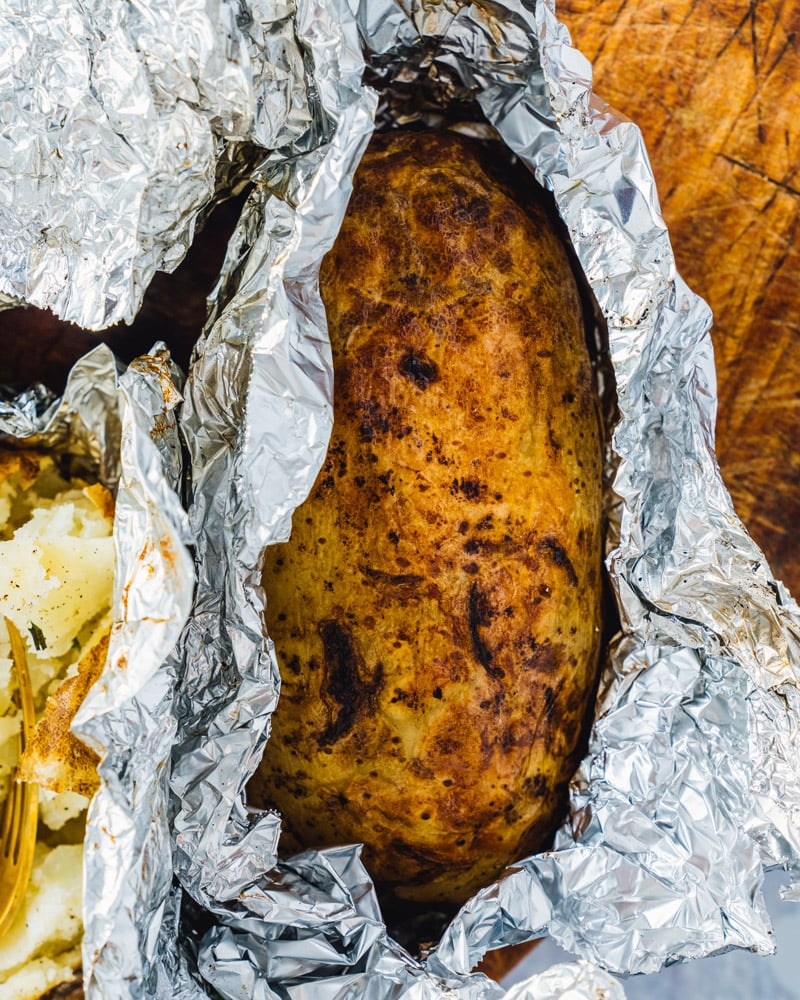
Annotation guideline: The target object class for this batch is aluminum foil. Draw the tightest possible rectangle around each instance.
[4,0,800,997]
[0,0,316,329]
[504,962,625,1000]
[0,345,194,996]
[165,0,800,996]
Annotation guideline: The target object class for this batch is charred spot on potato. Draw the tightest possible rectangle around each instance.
[543,685,556,720]
[451,478,484,500]
[318,621,383,745]
[358,565,424,590]
[468,582,505,680]
[525,638,562,676]
[398,272,424,292]
[537,536,579,587]
[399,349,440,389]
[525,773,549,798]
[356,398,394,442]
[493,248,513,272]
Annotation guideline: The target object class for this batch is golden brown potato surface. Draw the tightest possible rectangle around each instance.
[250,130,603,904]
[18,631,108,797]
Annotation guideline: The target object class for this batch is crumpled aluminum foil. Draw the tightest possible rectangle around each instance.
[0,0,315,330]
[150,3,800,1000]
[3,0,800,997]
[0,344,194,995]
[504,961,625,1000]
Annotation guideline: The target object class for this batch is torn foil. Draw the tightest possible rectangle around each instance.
[162,0,800,996]
[0,344,194,996]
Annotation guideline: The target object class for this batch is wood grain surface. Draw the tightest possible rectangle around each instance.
[560,0,800,595]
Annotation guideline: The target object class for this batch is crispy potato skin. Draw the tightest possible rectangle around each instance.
[18,631,108,797]
[39,976,84,999]
[250,131,603,905]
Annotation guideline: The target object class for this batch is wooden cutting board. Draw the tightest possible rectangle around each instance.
[560,0,800,597]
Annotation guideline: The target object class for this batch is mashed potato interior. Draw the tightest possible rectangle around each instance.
[0,846,83,999]
[0,453,114,997]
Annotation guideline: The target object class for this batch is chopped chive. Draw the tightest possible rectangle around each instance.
[28,623,47,651]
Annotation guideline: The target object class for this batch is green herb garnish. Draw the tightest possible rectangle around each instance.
[28,623,47,651]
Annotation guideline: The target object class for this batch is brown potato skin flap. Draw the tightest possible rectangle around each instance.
[17,632,107,798]
[250,130,603,905]
[38,975,84,1000]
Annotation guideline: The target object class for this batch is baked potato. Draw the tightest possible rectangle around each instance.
[249,130,603,905]
[0,450,114,1000]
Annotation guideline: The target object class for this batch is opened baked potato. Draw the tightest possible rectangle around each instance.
[250,131,603,905]
[0,450,113,1000]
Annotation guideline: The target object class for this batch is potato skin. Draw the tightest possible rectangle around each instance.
[39,976,84,999]
[250,130,603,905]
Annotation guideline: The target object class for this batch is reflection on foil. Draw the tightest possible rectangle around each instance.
[504,961,626,1000]
[0,0,314,329]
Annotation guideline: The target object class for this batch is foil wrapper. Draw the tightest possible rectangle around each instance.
[0,0,316,329]
[0,345,194,996]
[168,1,800,996]
[3,0,800,997]
[156,2,800,998]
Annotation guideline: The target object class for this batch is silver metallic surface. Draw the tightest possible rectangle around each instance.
[0,0,318,330]
[504,961,626,1000]
[0,345,194,996]
[0,345,123,483]
[171,0,800,995]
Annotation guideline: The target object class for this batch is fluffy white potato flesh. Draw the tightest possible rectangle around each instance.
[0,846,83,999]
[0,491,114,660]
[0,453,114,996]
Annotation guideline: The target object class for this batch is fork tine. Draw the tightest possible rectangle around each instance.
[0,618,39,936]
[1,780,21,863]
[6,619,35,742]
[0,773,12,845]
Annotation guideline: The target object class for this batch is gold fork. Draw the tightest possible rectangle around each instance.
[0,618,38,937]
